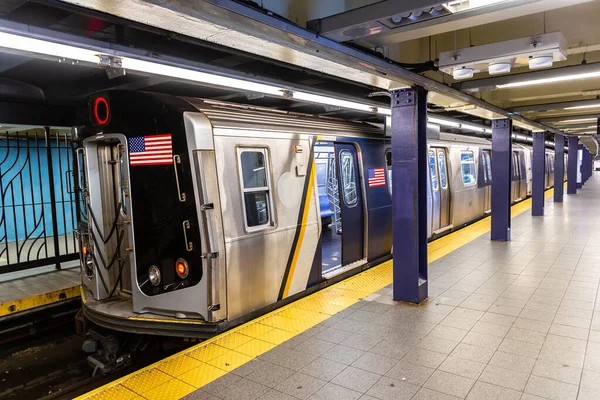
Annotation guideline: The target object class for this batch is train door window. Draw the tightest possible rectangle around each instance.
[339,150,358,206]
[118,144,128,215]
[461,151,476,185]
[513,153,520,178]
[438,151,448,189]
[484,152,492,182]
[429,151,438,191]
[481,152,489,184]
[385,150,392,196]
[238,148,272,229]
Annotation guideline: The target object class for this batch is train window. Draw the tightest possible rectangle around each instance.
[484,152,492,182]
[238,148,272,229]
[437,151,448,189]
[481,152,488,183]
[386,150,392,196]
[461,152,476,185]
[429,151,439,191]
[339,150,358,206]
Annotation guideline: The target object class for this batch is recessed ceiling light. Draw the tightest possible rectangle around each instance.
[489,62,512,75]
[453,68,474,80]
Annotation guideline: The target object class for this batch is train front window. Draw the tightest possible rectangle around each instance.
[461,152,476,185]
[339,150,358,206]
[238,148,272,229]
[429,151,438,191]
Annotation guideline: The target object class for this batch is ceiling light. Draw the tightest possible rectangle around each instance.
[377,108,392,116]
[121,58,284,96]
[428,117,461,128]
[528,56,554,70]
[497,70,600,89]
[558,118,597,123]
[453,68,474,80]
[0,31,99,63]
[460,123,487,133]
[489,62,511,75]
[291,92,375,112]
[564,104,600,110]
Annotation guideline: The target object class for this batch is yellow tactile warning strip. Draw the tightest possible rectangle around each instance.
[0,285,81,318]
[76,189,554,400]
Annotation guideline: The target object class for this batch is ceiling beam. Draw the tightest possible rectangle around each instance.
[510,99,600,114]
[454,62,600,93]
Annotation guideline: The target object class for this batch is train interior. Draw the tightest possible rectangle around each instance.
[315,142,343,275]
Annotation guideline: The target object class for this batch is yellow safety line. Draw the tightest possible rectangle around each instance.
[282,161,316,298]
[76,189,554,400]
[0,285,81,318]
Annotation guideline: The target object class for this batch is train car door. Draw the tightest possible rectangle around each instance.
[435,148,451,229]
[545,154,550,189]
[429,149,441,232]
[512,151,521,201]
[483,150,492,212]
[335,143,364,266]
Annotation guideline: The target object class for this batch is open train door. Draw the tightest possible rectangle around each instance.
[335,143,365,266]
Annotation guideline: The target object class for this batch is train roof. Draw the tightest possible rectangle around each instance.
[182,97,385,138]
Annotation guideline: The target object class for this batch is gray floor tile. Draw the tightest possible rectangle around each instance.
[385,360,434,386]
[438,355,486,380]
[246,362,295,388]
[331,366,381,393]
[402,347,448,369]
[259,347,318,371]
[423,370,476,398]
[314,327,355,344]
[300,357,348,381]
[368,340,412,361]
[505,327,547,345]
[461,331,503,350]
[478,364,529,391]
[351,352,397,375]
[294,337,336,356]
[488,351,536,374]
[218,377,271,400]
[204,373,244,397]
[417,335,459,355]
[275,372,327,399]
[309,382,362,400]
[340,334,383,352]
[257,389,298,400]
[532,359,582,385]
[322,344,366,365]
[469,321,510,338]
[183,389,222,400]
[465,381,521,400]
[525,375,579,400]
[365,376,419,400]
[497,338,542,358]
[411,387,462,400]
[450,343,495,364]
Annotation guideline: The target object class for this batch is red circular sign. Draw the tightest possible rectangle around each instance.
[93,97,110,125]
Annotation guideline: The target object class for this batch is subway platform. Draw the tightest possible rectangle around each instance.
[79,178,600,400]
[0,262,80,318]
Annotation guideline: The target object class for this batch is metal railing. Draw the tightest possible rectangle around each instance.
[0,127,79,274]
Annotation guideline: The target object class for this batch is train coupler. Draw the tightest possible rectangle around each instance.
[82,329,132,376]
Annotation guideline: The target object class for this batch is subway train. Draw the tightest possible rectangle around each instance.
[74,91,560,338]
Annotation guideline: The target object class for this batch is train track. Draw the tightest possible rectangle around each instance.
[0,302,187,400]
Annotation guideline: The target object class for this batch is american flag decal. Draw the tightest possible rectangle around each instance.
[368,168,386,187]
[128,134,173,166]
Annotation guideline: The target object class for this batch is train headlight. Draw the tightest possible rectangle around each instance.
[175,258,189,279]
[148,265,161,286]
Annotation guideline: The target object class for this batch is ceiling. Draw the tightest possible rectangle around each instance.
[0,0,598,153]
[305,0,600,152]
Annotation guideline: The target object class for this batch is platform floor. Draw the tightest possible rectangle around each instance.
[0,262,80,317]
[78,179,600,400]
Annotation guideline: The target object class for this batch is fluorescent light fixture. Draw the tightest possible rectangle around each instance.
[489,62,511,75]
[0,31,99,63]
[497,71,600,89]
[377,108,392,116]
[558,118,597,123]
[528,56,554,70]
[121,58,284,96]
[564,104,600,110]
[291,92,376,113]
[460,123,487,133]
[453,68,474,80]
[428,117,461,128]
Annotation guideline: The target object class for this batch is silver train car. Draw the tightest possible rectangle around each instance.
[74,91,558,337]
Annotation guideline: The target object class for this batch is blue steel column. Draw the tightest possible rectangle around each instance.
[391,87,428,304]
[532,132,545,216]
[491,119,512,241]
[567,136,578,194]
[554,134,564,202]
